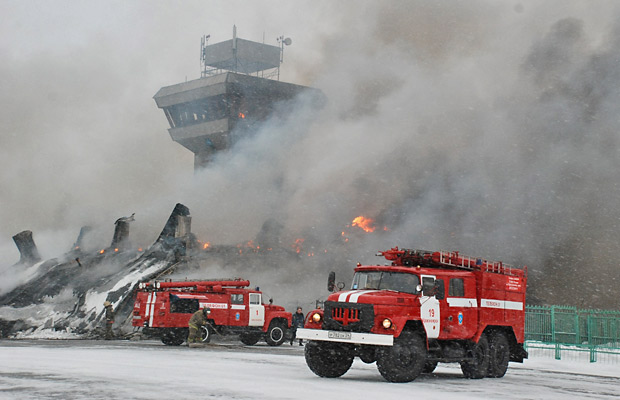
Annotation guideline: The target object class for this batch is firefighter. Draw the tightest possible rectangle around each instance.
[290,307,305,346]
[187,307,210,347]
[103,301,114,340]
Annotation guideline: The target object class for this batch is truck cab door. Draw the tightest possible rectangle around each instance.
[420,275,440,339]
[248,293,265,327]
[230,293,248,326]
[444,276,477,339]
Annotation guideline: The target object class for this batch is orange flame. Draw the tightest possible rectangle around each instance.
[352,216,376,233]
[292,238,304,254]
[203,242,211,250]
[238,112,246,119]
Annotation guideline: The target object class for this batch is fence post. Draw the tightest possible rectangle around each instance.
[575,310,580,344]
[551,306,561,359]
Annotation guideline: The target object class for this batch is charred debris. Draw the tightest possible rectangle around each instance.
[0,203,303,339]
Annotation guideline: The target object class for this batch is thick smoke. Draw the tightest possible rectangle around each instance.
[1,1,620,310]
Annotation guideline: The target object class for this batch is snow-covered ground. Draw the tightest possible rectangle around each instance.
[0,339,619,399]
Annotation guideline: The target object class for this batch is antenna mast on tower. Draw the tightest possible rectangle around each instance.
[199,26,291,80]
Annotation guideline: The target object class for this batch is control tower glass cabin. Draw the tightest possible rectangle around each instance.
[154,32,322,170]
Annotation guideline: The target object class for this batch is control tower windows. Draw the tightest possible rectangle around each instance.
[164,94,231,129]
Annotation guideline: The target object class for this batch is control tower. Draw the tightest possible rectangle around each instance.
[154,26,322,170]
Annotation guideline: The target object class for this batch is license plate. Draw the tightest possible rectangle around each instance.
[328,331,352,340]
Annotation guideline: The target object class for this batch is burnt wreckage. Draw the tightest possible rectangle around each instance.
[0,204,304,338]
[0,204,190,338]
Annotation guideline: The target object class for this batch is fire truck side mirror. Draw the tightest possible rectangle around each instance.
[336,282,345,290]
[327,271,336,292]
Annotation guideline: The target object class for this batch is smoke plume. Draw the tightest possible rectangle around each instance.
[1,1,620,309]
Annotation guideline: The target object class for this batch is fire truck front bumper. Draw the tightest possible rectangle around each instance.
[295,328,394,346]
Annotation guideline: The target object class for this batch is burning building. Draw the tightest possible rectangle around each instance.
[153,26,324,170]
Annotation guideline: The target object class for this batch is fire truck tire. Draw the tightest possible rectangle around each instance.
[487,332,510,378]
[376,331,426,382]
[239,332,261,346]
[200,325,213,343]
[422,360,438,373]
[265,320,287,346]
[305,340,354,378]
[460,334,490,379]
[161,329,185,346]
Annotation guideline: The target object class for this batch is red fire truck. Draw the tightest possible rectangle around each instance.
[296,247,528,382]
[132,279,292,346]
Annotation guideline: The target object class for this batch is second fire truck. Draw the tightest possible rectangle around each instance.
[132,278,291,346]
[296,247,528,382]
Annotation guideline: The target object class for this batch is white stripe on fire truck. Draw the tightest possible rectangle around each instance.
[480,299,523,311]
[231,305,246,310]
[348,290,375,303]
[145,293,152,318]
[335,290,376,303]
[447,297,478,308]
[148,292,157,327]
[337,291,356,302]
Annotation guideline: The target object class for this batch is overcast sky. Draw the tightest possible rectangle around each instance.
[2,1,620,308]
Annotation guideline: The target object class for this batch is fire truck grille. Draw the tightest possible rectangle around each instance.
[322,301,374,332]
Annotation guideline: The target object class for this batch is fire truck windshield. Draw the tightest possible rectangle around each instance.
[351,271,420,295]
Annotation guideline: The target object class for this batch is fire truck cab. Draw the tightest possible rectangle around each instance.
[296,247,528,382]
[132,279,291,346]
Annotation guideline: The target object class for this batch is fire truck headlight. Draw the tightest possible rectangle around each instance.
[382,318,393,329]
[312,313,322,323]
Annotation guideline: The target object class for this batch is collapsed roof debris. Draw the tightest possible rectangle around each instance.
[0,203,196,339]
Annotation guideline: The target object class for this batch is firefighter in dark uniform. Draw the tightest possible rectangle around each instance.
[188,307,210,346]
[290,307,305,345]
[103,301,114,340]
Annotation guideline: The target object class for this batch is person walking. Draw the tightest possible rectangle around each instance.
[290,307,305,346]
[187,307,210,347]
[103,301,114,340]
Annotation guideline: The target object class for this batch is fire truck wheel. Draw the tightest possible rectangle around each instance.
[161,329,185,346]
[376,330,426,382]
[239,332,261,346]
[422,360,438,373]
[265,320,287,346]
[200,325,213,343]
[460,333,490,379]
[305,340,354,378]
[487,332,510,378]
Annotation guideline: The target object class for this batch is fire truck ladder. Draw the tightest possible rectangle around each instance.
[379,247,525,276]
[436,250,514,275]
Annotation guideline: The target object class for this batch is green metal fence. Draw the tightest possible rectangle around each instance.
[524,305,620,362]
